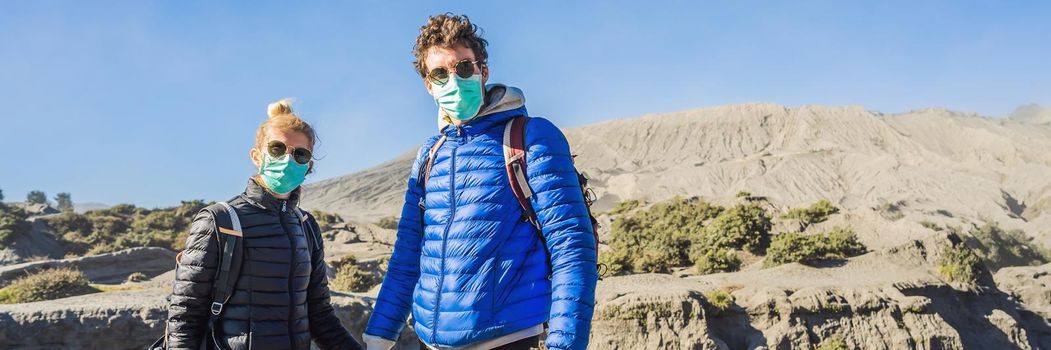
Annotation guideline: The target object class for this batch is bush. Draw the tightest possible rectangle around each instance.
[764,227,867,267]
[816,338,848,350]
[125,272,148,283]
[694,248,741,274]
[608,200,642,215]
[876,199,905,221]
[937,243,983,285]
[963,222,1050,271]
[598,197,724,275]
[42,200,208,256]
[697,203,772,254]
[704,289,734,313]
[0,267,99,304]
[329,255,383,292]
[782,199,839,231]
[375,216,399,230]
[312,211,343,232]
[0,204,32,247]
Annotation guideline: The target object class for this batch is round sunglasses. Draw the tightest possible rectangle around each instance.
[426,59,481,85]
[267,140,312,165]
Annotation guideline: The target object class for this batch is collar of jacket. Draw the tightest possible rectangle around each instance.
[241,176,301,213]
[439,84,528,138]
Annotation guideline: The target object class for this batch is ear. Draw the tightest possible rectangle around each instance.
[481,63,489,85]
[250,147,262,168]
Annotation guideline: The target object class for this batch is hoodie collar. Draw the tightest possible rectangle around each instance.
[438,84,527,136]
[242,176,300,213]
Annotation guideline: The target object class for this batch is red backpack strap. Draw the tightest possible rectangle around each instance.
[422,135,447,187]
[503,116,539,228]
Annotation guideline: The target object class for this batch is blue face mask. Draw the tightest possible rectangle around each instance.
[432,74,484,121]
[258,153,310,195]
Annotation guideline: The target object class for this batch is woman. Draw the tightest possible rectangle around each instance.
[162,100,363,350]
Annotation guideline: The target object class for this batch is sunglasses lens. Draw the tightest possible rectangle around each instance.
[428,67,449,85]
[267,141,286,158]
[292,148,312,165]
[454,60,475,79]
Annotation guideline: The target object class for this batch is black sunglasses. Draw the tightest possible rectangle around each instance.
[427,59,481,85]
[267,140,312,165]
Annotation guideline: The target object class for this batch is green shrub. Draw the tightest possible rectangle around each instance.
[375,216,399,230]
[42,200,208,256]
[704,289,734,313]
[125,272,148,283]
[876,199,905,221]
[0,204,32,247]
[312,211,343,231]
[963,222,1050,271]
[694,248,741,274]
[329,255,383,292]
[764,227,867,267]
[697,203,772,254]
[782,199,840,231]
[937,243,983,285]
[816,337,848,350]
[918,220,942,231]
[0,267,99,304]
[735,191,751,198]
[608,199,642,216]
[599,197,724,275]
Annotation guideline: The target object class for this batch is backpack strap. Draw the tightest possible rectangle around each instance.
[420,135,448,189]
[207,202,244,327]
[294,208,322,256]
[503,116,539,228]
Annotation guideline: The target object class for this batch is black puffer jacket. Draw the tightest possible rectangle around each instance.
[165,178,362,350]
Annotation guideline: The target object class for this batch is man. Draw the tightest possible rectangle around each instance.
[363,13,598,350]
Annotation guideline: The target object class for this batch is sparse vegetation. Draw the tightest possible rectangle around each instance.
[876,199,905,221]
[311,210,343,232]
[816,337,849,350]
[26,190,48,205]
[782,199,839,231]
[918,220,942,231]
[0,267,100,304]
[0,203,32,247]
[735,191,751,198]
[375,216,399,230]
[704,288,734,313]
[43,200,208,256]
[694,248,741,274]
[54,193,73,212]
[598,197,723,275]
[764,227,867,267]
[608,199,642,215]
[125,272,147,283]
[937,243,983,285]
[697,203,772,254]
[961,222,1050,271]
[329,255,384,292]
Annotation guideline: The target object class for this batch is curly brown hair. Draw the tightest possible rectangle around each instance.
[413,13,489,78]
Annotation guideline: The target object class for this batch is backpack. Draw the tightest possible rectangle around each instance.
[149,202,322,350]
[418,116,603,275]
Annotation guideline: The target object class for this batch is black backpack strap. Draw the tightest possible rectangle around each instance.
[205,202,244,334]
[294,208,322,256]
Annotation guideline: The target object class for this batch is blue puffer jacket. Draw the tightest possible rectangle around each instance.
[364,85,598,350]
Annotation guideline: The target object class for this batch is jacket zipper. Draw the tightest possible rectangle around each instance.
[280,200,295,350]
[432,127,465,345]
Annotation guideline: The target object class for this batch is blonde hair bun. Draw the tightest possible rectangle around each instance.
[267,98,295,118]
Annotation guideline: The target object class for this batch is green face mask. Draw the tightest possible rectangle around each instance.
[258,152,310,195]
[433,74,484,121]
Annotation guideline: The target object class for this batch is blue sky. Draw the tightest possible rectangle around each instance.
[1,1,1049,208]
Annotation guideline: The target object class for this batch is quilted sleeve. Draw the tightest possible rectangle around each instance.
[523,118,598,350]
[363,141,433,342]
